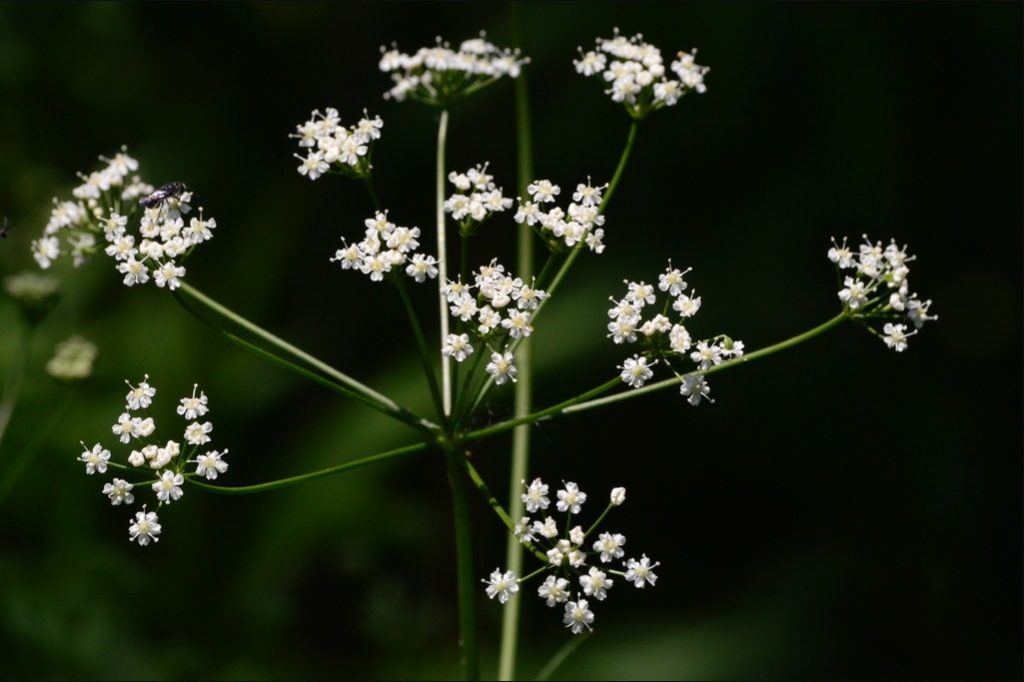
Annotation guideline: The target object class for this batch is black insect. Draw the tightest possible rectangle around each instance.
[139,182,189,208]
[0,217,11,239]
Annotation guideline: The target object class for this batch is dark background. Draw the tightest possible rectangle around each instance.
[0,2,1020,679]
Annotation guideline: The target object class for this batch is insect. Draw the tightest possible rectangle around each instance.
[139,182,188,208]
[0,217,11,238]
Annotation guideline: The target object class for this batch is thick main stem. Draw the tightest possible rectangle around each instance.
[445,447,480,681]
[500,36,535,680]
[437,109,453,416]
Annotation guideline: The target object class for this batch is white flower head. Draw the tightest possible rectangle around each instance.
[177,384,209,420]
[152,469,184,504]
[538,575,571,607]
[103,478,135,506]
[624,554,660,588]
[128,507,162,546]
[563,597,595,634]
[556,481,588,514]
[579,566,614,601]
[482,568,519,604]
[195,449,230,480]
[79,442,111,475]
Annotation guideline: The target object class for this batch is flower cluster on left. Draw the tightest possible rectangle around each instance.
[32,147,217,291]
[78,376,230,546]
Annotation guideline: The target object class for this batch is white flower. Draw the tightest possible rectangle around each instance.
[485,351,518,385]
[32,237,60,269]
[112,412,136,444]
[625,281,656,306]
[669,324,692,353]
[610,487,626,506]
[673,293,701,317]
[184,421,213,445]
[538,576,571,607]
[195,450,229,480]
[593,532,627,563]
[680,374,712,406]
[624,555,660,588]
[153,261,185,290]
[882,322,914,352]
[569,525,585,546]
[117,257,150,287]
[103,478,135,506]
[482,568,519,604]
[500,310,534,338]
[619,355,655,388]
[534,516,559,539]
[521,478,550,513]
[177,384,209,420]
[79,442,110,475]
[527,179,560,203]
[152,470,184,504]
[563,598,595,634]
[579,567,613,601]
[128,507,162,546]
[124,375,156,410]
[690,341,724,370]
[556,481,587,514]
[405,253,439,283]
[296,151,329,180]
[658,264,690,296]
[441,333,474,362]
[838,276,868,310]
[513,516,536,543]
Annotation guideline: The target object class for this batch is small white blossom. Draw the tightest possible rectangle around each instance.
[485,351,518,385]
[624,555,660,588]
[610,487,626,506]
[556,481,587,515]
[177,384,209,420]
[534,516,559,540]
[152,470,184,504]
[128,507,162,546]
[103,478,135,506]
[563,598,595,634]
[441,333,474,362]
[619,355,655,388]
[521,478,550,513]
[680,374,712,406]
[593,532,627,563]
[125,375,156,410]
[194,449,229,480]
[184,421,213,445]
[538,575,571,607]
[483,568,519,604]
[579,567,613,601]
[79,442,110,475]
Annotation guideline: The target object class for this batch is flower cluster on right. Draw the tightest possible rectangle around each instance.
[575,29,709,119]
[608,262,743,406]
[483,479,659,635]
[830,235,937,351]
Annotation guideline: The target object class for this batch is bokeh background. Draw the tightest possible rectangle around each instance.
[0,2,1020,679]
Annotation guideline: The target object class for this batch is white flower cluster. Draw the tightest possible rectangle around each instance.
[830,235,937,352]
[440,259,548,385]
[330,210,439,284]
[575,29,709,118]
[483,479,659,635]
[513,178,608,253]
[77,376,230,546]
[379,33,528,104]
[46,336,98,381]
[608,262,744,406]
[292,108,383,181]
[31,148,217,291]
[443,164,513,233]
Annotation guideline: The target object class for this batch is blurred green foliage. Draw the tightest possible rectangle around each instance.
[0,3,1020,679]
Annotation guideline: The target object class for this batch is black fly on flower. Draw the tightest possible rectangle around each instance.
[139,181,189,208]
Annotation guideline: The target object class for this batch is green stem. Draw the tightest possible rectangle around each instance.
[437,109,453,418]
[444,447,480,680]
[501,28,536,679]
[0,325,30,451]
[364,177,383,211]
[173,282,438,436]
[463,378,620,443]
[0,386,71,506]
[467,312,850,442]
[185,441,430,495]
[535,633,592,681]
[462,457,547,563]
[394,277,445,421]
[464,121,640,420]
[563,312,850,414]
